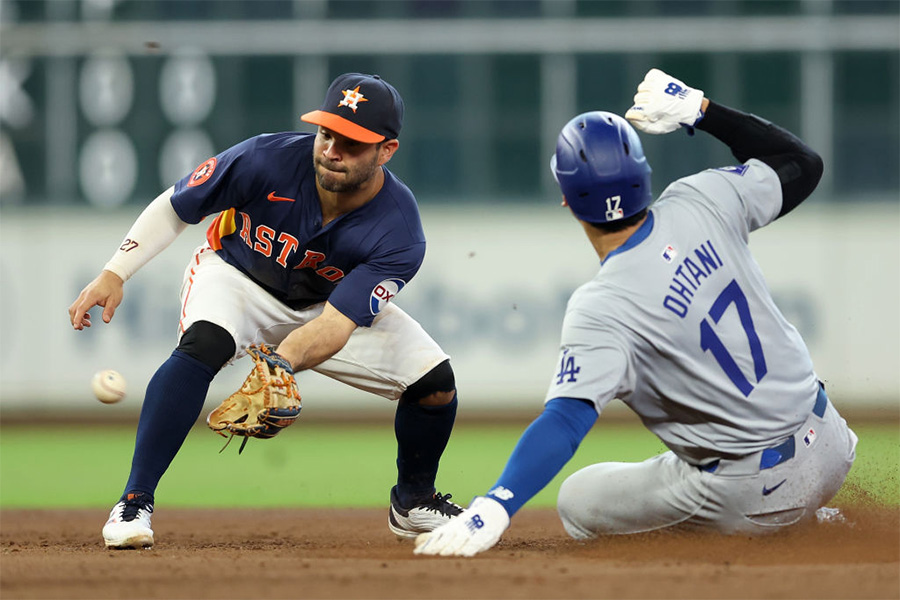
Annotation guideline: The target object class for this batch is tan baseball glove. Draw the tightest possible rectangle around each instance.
[207,344,302,453]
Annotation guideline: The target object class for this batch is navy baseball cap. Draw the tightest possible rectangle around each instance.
[301,73,404,143]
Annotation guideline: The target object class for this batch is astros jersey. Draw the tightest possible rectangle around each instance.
[170,133,425,327]
[546,159,820,463]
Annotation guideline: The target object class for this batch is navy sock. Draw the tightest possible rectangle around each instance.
[394,394,458,507]
[121,350,217,501]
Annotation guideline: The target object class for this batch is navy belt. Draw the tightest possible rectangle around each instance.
[812,384,828,418]
[701,386,829,473]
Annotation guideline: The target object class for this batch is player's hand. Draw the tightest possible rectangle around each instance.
[68,270,124,330]
[625,68,705,135]
[414,496,510,557]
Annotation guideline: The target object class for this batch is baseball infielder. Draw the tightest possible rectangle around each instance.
[69,73,462,549]
[415,68,858,557]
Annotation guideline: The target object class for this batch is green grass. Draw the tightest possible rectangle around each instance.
[0,422,896,508]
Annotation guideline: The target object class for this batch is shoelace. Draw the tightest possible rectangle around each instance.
[119,497,153,522]
[421,492,463,516]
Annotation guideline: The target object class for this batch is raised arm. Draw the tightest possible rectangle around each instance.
[625,68,824,218]
[696,100,823,218]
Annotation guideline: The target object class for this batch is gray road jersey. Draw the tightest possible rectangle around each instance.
[545,159,820,464]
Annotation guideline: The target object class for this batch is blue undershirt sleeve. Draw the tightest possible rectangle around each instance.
[485,397,598,517]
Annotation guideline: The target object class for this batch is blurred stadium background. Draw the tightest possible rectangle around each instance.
[1,0,898,422]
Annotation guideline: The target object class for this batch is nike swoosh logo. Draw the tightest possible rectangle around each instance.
[267,191,295,202]
[762,479,787,496]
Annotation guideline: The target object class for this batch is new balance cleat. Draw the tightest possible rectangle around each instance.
[102,492,154,549]
[388,485,463,539]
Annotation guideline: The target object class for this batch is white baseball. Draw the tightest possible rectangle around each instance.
[92,369,127,404]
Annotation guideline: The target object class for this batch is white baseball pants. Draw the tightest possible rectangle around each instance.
[178,245,449,400]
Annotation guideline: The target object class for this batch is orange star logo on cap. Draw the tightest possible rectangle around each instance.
[338,86,368,113]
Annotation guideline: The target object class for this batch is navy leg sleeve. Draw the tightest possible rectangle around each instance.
[121,350,217,500]
[394,393,458,506]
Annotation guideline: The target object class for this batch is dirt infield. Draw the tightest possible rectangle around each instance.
[1,505,897,600]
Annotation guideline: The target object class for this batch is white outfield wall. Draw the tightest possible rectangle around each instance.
[0,202,897,417]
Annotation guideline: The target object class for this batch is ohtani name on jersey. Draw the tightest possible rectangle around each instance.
[662,240,724,318]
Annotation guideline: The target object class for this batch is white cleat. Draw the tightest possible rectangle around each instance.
[388,486,463,539]
[102,493,154,549]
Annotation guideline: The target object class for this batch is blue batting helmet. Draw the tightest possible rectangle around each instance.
[550,111,653,224]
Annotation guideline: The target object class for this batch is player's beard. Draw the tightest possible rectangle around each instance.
[314,153,381,193]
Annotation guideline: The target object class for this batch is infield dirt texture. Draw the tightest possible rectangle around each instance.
[2,501,898,599]
[1,417,897,599]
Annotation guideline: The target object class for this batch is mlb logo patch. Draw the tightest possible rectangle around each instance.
[803,427,817,447]
[715,165,749,176]
[662,244,678,263]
